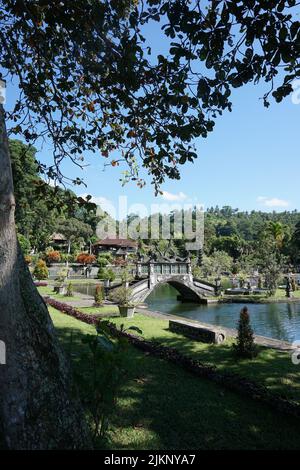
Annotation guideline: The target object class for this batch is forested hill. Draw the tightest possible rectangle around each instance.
[10,138,300,266]
[10,139,99,252]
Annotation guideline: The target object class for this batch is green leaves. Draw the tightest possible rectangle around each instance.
[1,0,300,192]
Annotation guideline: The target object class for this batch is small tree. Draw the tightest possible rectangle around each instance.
[109,286,133,306]
[54,267,69,287]
[94,284,104,306]
[33,260,49,280]
[46,250,61,264]
[257,276,263,289]
[97,252,113,267]
[65,282,74,297]
[233,307,257,359]
[97,267,116,283]
[18,233,31,255]
[77,253,96,265]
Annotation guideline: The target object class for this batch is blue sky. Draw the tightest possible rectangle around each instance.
[3,19,300,217]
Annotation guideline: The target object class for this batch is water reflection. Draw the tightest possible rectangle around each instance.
[146,284,300,343]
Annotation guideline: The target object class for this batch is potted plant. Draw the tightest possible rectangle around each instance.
[53,267,69,295]
[110,286,136,318]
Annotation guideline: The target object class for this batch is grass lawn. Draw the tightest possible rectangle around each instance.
[274,288,300,299]
[110,314,300,403]
[79,305,119,316]
[37,285,82,301]
[50,307,300,449]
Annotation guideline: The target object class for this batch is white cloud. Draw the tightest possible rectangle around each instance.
[257,196,290,208]
[161,191,188,202]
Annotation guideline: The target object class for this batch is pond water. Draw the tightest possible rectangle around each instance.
[73,282,300,342]
[146,284,300,343]
[73,283,99,297]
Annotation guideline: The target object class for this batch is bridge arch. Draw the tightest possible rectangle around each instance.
[129,276,213,304]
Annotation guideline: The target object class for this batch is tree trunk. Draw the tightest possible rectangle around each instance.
[0,104,91,449]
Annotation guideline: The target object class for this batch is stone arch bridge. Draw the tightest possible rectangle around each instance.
[109,259,217,304]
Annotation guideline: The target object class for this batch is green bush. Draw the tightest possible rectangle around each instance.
[94,284,104,306]
[220,277,232,290]
[233,307,257,359]
[97,267,116,282]
[65,282,74,297]
[109,286,133,306]
[55,267,69,286]
[97,252,113,267]
[33,259,49,280]
[18,233,31,255]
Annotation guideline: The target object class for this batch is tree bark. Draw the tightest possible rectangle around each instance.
[0,104,91,449]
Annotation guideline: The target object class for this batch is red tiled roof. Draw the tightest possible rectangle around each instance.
[93,238,137,248]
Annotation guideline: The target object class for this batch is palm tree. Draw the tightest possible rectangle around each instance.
[265,221,285,250]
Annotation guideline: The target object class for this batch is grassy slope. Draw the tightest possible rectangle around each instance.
[110,314,300,403]
[50,307,300,450]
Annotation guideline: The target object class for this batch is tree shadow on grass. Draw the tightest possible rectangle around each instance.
[148,327,300,402]
[54,323,300,450]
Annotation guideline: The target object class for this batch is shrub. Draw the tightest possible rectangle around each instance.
[109,286,133,306]
[220,277,232,290]
[192,265,202,278]
[65,282,74,297]
[121,268,133,284]
[18,233,31,255]
[59,253,72,263]
[113,257,127,267]
[233,307,257,359]
[97,267,116,282]
[24,255,32,265]
[33,259,49,280]
[94,284,104,306]
[257,276,263,289]
[55,267,69,286]
[97,252,113,267]
[77,253,96,265]
[46,250,61,264]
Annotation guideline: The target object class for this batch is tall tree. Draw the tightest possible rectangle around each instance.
[1,0,300,448]
[265,221,286,250]
[55,217,93,262]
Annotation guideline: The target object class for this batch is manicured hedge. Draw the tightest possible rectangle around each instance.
[45,297,98,325]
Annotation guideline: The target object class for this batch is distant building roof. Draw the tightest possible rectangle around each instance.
[93,237,137,248]
[51,233,67,241]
